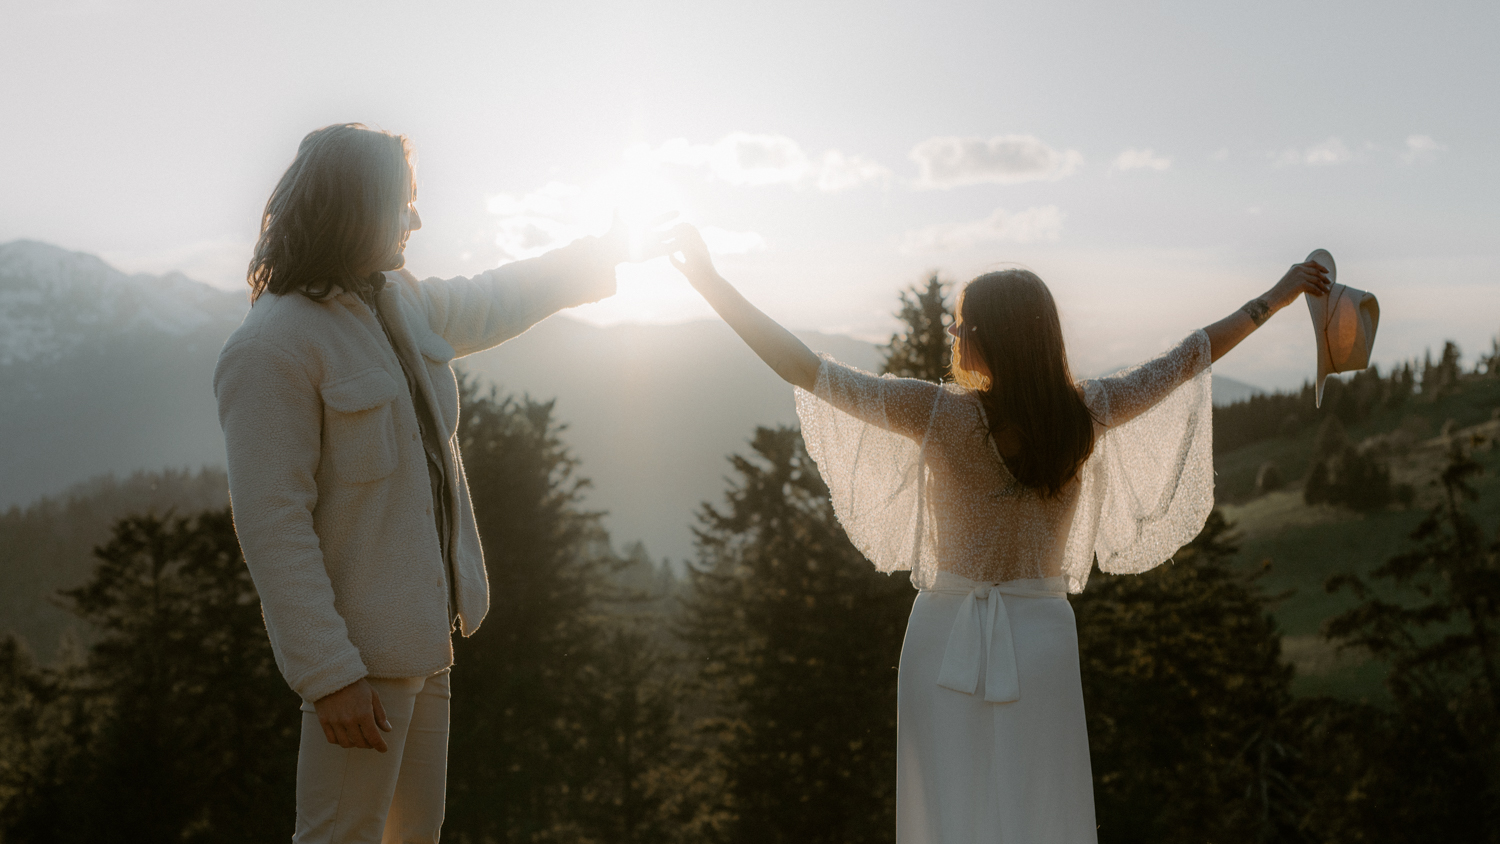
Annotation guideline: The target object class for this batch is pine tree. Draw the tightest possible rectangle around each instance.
[445,384,612,842]
[1437,340,1464,390]
[0,634,90,841]
[573,621,690,844]
[445,380,691,843]
[0,509,301,842]
[882,274,950,381]
[1074,511,1298,842]
[682,427,910,844]
[1316,442,1500,840]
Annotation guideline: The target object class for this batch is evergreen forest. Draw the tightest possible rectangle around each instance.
[2,276,1498,842]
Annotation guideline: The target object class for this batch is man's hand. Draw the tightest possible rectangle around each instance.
[313,678,392,752]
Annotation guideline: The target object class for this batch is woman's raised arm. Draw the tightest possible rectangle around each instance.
[1204,258,1331,363]
[667,224,821,390]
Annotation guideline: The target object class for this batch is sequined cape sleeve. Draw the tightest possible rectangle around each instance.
[794,354,944,576]
[1062,329,1215,589]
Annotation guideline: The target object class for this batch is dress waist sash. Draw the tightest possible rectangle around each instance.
[922,571,1067,703]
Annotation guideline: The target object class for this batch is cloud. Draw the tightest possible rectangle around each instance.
[633,134,888,192]
[485,180,581,218]
[816,150,892,191]
[1403,134,1447,163]
[901,206,1064,252]
[485,181,587,259]
[1113,148,1171,172]
[700,226,767,255]
[653,133,811,186]
[1275,137,1351,167]
[484,179,768,263]
[909,135,1082,188]
[1209,148,1230,162]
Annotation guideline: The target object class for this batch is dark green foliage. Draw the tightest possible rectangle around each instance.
[1255,461,1284,494]
[1326,443,1500,821]
[1283,691,1495,842]
[1303,448,1393,511]
[1314,414,1350,457]
[1423,341,1464,398]
[1304,416,1393,511]
[0,468,229,661]
[446,385,606,842]
[1211,358,1431,457]
[882,274,950,381]
[682,426,911,844]
[0,509,300,843]
[0,635,87,843]
[1075,511,1299,843]
[445,381,691,844]
[568,622,692,844]
[1279,441,1500,841]
[1480,332,1500,377]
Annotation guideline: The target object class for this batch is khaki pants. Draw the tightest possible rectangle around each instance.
[294,670,451,843]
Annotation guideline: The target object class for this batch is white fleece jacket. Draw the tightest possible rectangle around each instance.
[214,238,615,702]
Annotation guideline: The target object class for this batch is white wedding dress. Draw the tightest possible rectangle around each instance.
[794,330,1215,843]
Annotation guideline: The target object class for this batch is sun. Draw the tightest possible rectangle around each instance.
[563,159,712,326]
[594,157,690,255]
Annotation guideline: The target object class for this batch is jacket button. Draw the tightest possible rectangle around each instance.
[425,506,432,515]
[411,433,418,441]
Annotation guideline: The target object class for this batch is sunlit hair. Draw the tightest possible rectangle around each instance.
[948,268,1096,497]
[247,123,416,302]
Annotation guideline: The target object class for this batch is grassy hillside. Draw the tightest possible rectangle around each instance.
[1212,374,1500,701]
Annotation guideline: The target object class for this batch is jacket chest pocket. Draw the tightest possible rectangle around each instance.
[320,368,403,484]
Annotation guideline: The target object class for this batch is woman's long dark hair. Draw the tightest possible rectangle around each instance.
[949,269,1096,497]
[248,123,415,302]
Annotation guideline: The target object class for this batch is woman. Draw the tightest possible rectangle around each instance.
[665,225,1329,841]
[216,123,666,842]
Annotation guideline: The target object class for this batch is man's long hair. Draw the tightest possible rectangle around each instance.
[949,269,1096,497]
[248,123,415,302]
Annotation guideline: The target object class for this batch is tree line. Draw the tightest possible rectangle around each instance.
[0,276,1497,841]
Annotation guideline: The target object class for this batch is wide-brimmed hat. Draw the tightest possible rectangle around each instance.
[1305,248,1380,407]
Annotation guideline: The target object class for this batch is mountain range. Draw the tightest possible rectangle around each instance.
[0,240,1264,563]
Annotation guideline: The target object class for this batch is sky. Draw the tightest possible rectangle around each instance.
[3,0,1498,389]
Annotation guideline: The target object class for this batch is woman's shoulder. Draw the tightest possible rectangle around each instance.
[941,381,979,402]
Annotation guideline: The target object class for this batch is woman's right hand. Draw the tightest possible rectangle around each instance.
[666,224,720,287]
[1264,259,1332,313]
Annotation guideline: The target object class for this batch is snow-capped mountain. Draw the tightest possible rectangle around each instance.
[0,240,247,366]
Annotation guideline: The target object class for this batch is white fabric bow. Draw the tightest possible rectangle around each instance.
[931,574,1066,704]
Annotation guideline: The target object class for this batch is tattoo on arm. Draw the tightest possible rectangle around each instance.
[1241,297,1271,327]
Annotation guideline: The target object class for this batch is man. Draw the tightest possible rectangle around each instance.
[215,123,664,842]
